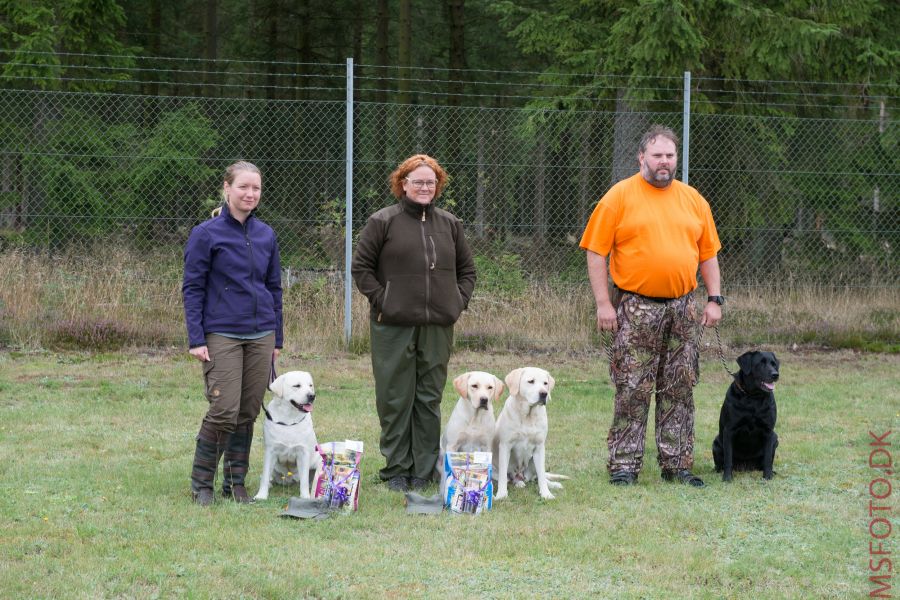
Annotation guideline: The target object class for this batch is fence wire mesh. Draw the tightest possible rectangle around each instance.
[0,58,897,349]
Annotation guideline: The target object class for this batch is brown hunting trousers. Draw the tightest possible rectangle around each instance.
[201,333,275,431]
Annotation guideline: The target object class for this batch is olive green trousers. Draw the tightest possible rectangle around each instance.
[370,321,453,480]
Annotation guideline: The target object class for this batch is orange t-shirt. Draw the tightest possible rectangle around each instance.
[579,173,721,298]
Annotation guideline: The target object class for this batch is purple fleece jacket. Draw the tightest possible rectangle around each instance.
[182,203,283,348]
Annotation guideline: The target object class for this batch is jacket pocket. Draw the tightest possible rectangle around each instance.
[427,235,437,271]
[377,281,391,322]
[379,276,426,324]
[428,231,456,271]
[429,272,465,325]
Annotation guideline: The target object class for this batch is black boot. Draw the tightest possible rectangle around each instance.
[191,421,225,506]
[222,423,254,503]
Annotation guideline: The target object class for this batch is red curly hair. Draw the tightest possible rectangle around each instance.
[388,154,449,199]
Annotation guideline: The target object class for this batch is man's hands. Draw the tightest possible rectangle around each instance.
[596,300,618,332]
[701,302,722,327]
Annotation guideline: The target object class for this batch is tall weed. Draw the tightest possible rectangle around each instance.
[1,249,897,353]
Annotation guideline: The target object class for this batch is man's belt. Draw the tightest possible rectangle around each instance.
[614,284,683,303]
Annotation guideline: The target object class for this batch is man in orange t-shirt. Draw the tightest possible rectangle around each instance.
[580,125,723,488]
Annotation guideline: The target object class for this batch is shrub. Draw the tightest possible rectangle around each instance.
[473,253,527,296]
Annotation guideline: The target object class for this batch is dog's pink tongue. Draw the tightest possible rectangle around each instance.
[762,382,775,391]
[302,404,314,413]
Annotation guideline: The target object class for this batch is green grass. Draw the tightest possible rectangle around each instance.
[1,348,898,599]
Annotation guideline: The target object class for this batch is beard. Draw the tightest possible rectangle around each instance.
[642,164,675,188]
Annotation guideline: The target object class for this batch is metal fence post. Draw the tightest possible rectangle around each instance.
[682,70,691,185]
[344,58,354,348]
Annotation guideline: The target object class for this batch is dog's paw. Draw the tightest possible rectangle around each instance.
[763,472,774,480]
[548,481,563,490]
[494,490,508,501]
[539,490,556,500]
[722,473,733,483]
[254,491,269,500]
[514,480,526,489]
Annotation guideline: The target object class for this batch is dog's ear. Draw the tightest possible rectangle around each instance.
[453,372,470,398]
[269,373,285,398]
[505,368,524,397]
[736,352,755,376]
[492,376,505,401]
[546,371,555,393]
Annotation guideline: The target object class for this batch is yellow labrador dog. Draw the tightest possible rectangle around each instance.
[442,371,504,453]
[254,371,322,501]
[437,371,503,496]
[493,367,567,501]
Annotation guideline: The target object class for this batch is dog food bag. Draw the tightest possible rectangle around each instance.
[444,451,492,515]
[313,440,364,512]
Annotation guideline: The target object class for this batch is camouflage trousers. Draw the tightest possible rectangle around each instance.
[607,292,701,474]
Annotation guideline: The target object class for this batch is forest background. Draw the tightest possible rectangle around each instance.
[0,0,897,352]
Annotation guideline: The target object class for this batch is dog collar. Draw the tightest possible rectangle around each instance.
[263,406,309,427]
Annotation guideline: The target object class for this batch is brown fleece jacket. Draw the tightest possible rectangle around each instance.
[351,196,476,327]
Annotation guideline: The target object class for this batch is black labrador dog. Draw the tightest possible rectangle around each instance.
[712,351,780,482]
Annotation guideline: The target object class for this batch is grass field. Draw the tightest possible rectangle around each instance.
[1,348,898,599]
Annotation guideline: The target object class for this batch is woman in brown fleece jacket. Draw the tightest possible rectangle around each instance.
[351,154,476,493]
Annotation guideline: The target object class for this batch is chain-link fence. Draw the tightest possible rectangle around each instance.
[1,58,897,349]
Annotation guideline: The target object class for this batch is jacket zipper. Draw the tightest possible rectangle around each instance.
[420,208,431,322]
[243,219,258,332]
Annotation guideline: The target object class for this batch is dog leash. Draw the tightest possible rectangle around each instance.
[600,330,615,364]
[602,318,734,393]
[700,325,737,380]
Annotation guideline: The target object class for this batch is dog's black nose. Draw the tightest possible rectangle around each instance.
[479,398,488,408]
[307,394,316,403]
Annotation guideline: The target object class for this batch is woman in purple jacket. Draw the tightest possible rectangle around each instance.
[182,161,283,506]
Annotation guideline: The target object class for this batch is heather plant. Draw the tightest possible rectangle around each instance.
[46,317,172,351]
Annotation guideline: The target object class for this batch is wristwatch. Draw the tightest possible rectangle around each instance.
[707,295,725,306]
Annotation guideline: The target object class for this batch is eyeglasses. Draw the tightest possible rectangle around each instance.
[405,178,437,189]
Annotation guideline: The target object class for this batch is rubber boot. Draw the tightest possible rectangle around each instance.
[191,421,225,506]
[222,423,254,503]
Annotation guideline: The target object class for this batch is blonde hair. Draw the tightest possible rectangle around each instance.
[212,161,262,217]
[388,154,448,199]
